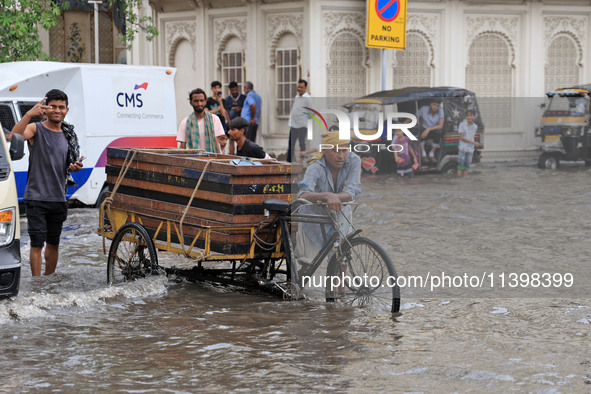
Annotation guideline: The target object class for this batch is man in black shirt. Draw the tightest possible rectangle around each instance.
[228,117,267,159]
[205,81,229,131]
[224,81,246,121]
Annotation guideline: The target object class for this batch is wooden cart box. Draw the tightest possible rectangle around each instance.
[102,148,301,254]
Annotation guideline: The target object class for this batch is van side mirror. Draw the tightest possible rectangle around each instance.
[9,133,24,161]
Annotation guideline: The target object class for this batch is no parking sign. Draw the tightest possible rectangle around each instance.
[366,0,407,50]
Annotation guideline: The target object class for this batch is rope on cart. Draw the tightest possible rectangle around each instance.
[176,156,278,256]
[252,221,282,251]
[98,147,280,256]
[99,147,178,252]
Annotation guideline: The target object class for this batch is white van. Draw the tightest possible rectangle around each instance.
[0,125,25,298]
[0,61,178,206]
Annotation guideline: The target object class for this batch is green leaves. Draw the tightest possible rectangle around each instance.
[0,0,61,62]
[109,0,158,50]
[0,0,159,62]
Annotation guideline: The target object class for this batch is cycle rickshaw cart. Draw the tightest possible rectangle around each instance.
[344,87,485,175]
[98,147,401,313]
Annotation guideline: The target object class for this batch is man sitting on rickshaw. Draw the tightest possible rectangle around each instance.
[416,98,445,163]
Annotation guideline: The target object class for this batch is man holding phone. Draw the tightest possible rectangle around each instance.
[206,81,229,131]
[11,89,83,276]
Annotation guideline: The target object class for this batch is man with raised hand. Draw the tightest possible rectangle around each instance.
[12,90,83,276]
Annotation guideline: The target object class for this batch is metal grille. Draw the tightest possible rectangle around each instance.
[545,35,579,93]
[222,52,244,97]
[49,15,66,62]
[95,11,114,64]
[18,103,43,124]
[466,33,512,129]
[326,32,366,98]
[49,10,115,64]
[0,104,16,131]
[276,48,298,117]
[393,33,431,88]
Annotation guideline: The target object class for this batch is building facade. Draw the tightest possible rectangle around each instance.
[44,0,591,160]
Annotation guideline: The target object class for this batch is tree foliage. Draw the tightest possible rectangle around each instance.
[0,0,63,62]
[110,0,158,50]
[0,0,158,63]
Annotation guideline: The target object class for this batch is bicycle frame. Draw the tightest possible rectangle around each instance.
[276,201,361,291]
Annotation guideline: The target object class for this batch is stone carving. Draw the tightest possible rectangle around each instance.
[165,21,196,68]
[395,12,439,67]
[323,10,368,67]
[544,16,586,65]
[266,12,304,67]
[392,29,433,67]
[407,14,439,43]
[466,15,519,66]
[214,17,247,67]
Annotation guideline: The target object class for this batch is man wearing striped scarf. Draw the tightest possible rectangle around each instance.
[176,88,224,152]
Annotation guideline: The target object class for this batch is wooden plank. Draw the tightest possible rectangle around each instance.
[105,165,295,195]
[107,157,296,185]
[103,212,277,254]
[107,147,303,176]
[110,185,275,215]
[107,175,294,205]
[108,193,268,224]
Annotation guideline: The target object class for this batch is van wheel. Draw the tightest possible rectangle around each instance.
[441,161,457,175]
[538,153,559,170]
[95,185,110,208]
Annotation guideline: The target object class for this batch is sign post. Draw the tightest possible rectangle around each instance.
[366,0,408,50]
[367,0,407,90]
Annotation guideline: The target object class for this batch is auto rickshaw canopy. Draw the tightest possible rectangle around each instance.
[345,86,477,106]
[546,84,591,97]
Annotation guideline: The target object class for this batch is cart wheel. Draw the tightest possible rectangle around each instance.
[441,161,457,175]
[107,222,159,285]
[325,237,401,313]
[538,153,559,169]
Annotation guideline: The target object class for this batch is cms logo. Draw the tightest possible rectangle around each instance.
[116,82,148,108]
[116,93,143,108]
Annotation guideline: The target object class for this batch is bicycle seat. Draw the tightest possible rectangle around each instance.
[263,199,291,215]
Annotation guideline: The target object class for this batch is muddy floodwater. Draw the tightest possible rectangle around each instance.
[1,162,591,392]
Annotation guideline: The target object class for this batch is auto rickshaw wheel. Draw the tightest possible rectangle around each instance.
[538,153,560,170]
[441,161,457,175]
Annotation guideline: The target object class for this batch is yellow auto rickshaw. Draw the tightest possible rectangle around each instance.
[536,85,591,169]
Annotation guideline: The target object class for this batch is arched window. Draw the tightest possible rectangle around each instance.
[466,33,512,129]
[545,35,579,92]
[393,32,431,87]
[275,33,299,117]
[326,32,366,97]
[220,37,244,96]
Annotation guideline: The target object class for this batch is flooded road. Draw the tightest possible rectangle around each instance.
[2,163,591,392]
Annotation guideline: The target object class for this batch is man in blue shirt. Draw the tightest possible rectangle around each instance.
[240,81,262,142]
[295,131,361,267]
[417,98,444,163]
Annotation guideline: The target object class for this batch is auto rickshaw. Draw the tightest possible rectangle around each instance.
[536,85,591,169]
[344,87,485,175]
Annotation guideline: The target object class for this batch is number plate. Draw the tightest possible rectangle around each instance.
[545,134,560,142]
